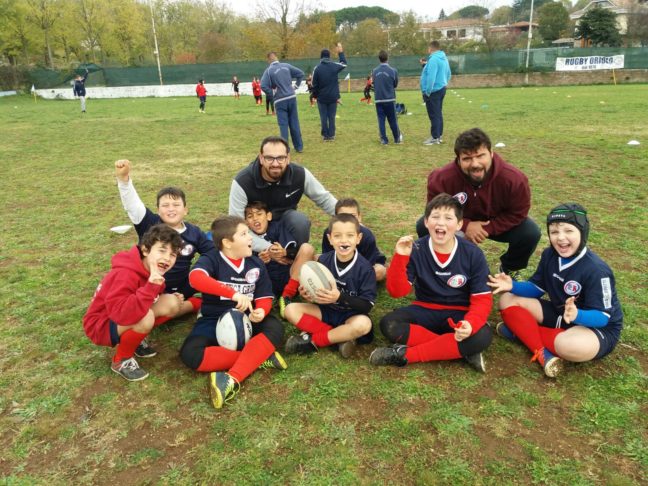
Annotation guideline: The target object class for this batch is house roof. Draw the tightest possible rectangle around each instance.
[419,18,485,30]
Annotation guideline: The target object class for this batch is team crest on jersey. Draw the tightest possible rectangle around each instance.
[245,268,260,283]
[453,192,468,205]
[180,243,194,256]
[447,274,467,288]
[564,280,582,295]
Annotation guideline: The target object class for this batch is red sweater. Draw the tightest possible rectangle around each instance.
[196,84,207,97]
[426,153,532,236]
[83,246,164,346]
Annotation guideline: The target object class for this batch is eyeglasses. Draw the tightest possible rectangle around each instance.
[262,155,288,163]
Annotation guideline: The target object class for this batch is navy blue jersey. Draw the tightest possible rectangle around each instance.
[318,250,377,313]
[258,220,296,295]
[529,247,623,332]
[321,225,387,266]
[192,251,274,318]
[135,208,215,294]
[407,236,490,306]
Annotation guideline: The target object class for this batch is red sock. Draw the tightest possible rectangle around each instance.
[406,333,461,362]
[311,329,332,347]
[229,333,275,383]
[113,329,147,362]
[296,314,332,334]
[153,315,171,327]
[539,327,564,355]
[407,324,438,346]
[187,296,202,312]
[282,278,300,298]
[501,306,544,354]
[197,346,240,372]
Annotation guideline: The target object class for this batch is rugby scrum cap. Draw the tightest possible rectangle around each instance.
[546,203,589,250]
[320,49,330,58]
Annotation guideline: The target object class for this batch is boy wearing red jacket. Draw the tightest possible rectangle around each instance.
[196,79,207,113]
[83,224,184,381]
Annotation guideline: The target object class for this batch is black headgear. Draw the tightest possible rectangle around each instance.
[546,203,589,253]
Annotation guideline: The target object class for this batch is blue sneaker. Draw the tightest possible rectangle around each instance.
[209,372,240,409]
[531,347,562,378]
[496,322,519,343]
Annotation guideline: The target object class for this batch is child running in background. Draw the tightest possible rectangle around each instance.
[488,203,623,378]
[179,216,286,409]
[360,74,372,104]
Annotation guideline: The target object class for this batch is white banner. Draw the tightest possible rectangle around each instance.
[556,55,624,71]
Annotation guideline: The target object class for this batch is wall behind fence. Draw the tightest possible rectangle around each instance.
[28,47,648,90]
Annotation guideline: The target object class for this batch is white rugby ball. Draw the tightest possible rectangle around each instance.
[299,261,336,299]
[216,309,252,351]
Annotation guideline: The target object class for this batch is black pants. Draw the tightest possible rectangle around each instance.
[416,216,541,272]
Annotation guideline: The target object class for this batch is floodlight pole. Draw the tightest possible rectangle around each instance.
[524,0,535,84]
[149,0,163,86]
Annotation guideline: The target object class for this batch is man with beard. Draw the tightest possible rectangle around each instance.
[416,128,541,277]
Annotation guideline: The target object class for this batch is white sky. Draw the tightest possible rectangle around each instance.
[224,1,516,21]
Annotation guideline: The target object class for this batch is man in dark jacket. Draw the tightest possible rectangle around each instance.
[416,128,541,275]
[73,68,89,113]
[311,43,346,142]
[229,136,337,252]
[372,50,402,145]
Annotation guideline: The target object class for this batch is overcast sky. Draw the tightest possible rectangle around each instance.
[224,0,516,21]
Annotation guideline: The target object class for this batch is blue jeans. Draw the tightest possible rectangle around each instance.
[424,86,446,139]
[275,97,303,151]
[317,101,337,138]
[375,102,400,143]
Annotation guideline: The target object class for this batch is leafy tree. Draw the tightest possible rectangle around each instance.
[537,1,571,42]
[389,11,427,55]
[333,6,394,28]
[512,0,552,21]
[490,6,514,25]
[25,0,63,67]
[625,1,648,46]
[574,6,622,46]
[449,5,489,19]
[341,18,386,56]
[438,9,446,20]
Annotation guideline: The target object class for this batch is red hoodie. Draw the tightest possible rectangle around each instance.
[426,152,532,236]
[83,246,164,346]
[196,83,207,97]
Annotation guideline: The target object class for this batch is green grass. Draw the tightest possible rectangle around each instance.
[1,84,647,484]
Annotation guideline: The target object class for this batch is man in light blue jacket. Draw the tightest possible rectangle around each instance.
[261,52,305,153]
[420,41,451,145]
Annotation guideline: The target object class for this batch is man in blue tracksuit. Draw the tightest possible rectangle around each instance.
[261,52,305,153]
[372,50,401,145]
[311,43,347,142]
[420,40,451,145]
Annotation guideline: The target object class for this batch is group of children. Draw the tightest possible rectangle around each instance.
[84,148,623,409]
[195,77,275,115]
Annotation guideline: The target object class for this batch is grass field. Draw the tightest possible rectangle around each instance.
[1,84,647,485]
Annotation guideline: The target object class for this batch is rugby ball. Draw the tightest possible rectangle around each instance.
[216,309,253,351]
[299,261,337,299]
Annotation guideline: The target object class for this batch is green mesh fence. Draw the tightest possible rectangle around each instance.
[28,48,648,89]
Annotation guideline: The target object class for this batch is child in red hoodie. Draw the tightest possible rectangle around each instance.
[83,224,184,381]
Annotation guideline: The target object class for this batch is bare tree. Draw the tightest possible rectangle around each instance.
[255,0,308,59]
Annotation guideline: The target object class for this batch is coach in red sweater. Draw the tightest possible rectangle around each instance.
[416,127,541,275]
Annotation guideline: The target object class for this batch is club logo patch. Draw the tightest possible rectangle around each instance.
[453,192,468,205]
[245,268,260,283]
[447,274,467,288]
[564,280,582,295]
[180,243,194,256]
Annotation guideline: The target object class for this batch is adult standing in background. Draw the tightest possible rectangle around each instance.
[73,68,89,113]
[421,40,451,145]
[261,52,305,153]
[311,43,347,142]
[372,50,402,145]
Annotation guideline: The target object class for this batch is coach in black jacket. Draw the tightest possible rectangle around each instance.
[312,43,347,141]
[229,135,337,252]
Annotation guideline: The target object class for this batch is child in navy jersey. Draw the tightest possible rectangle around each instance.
[488,203,623,378]
[83,225,183,381]
[114,160,213,336]
[370,193,493,371]
[321,198,387,281]
[244,201,316,299]
[179,216,286,409]
[283,213,377,358]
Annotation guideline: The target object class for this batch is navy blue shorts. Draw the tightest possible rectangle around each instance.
[319,306,374,344]
[109,321,120,346]
[538,299,620,360]
[397,304,467,334]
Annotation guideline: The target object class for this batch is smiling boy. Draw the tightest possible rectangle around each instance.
[488,203,623,377]
[283,213,377,358]
[370,193,493,371]
[83,224,184,381]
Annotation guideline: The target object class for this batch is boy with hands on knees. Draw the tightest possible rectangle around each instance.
[489,203,623,378]
[370,194,493,371]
